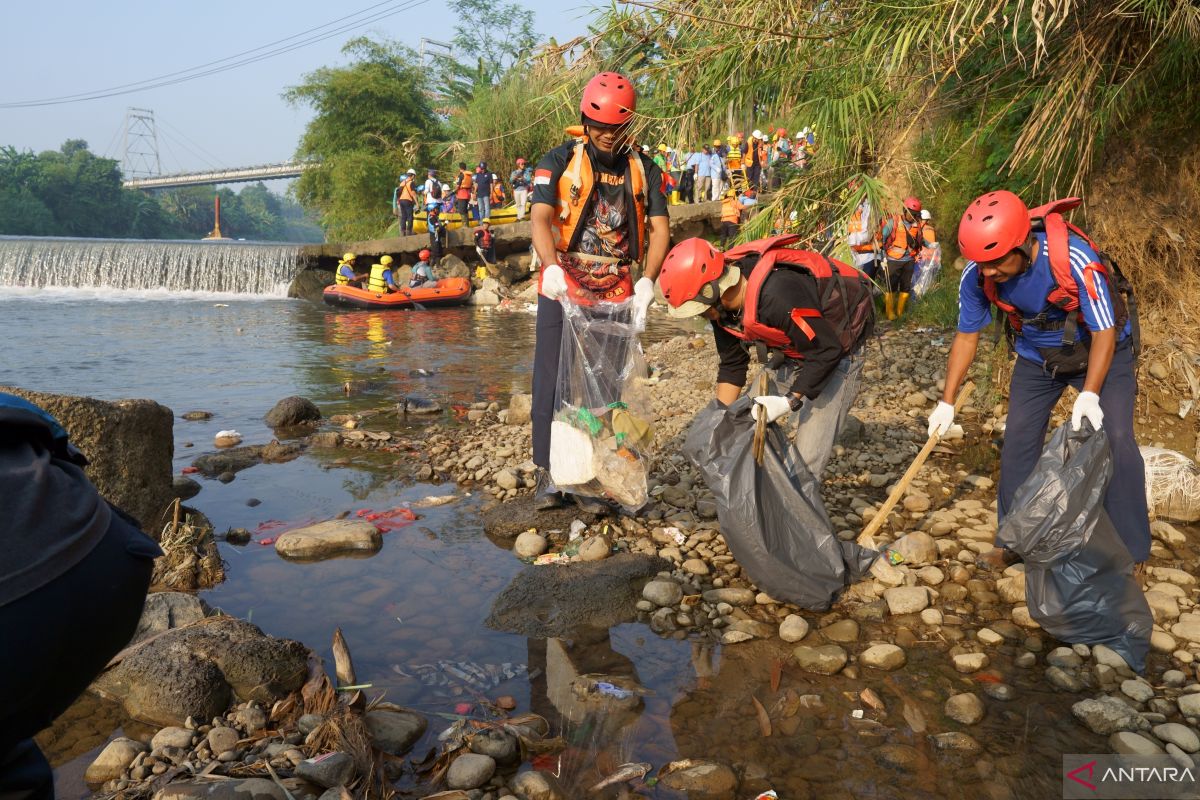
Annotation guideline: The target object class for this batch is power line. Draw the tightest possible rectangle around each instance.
[157,117,228,170]
[0,0,431,109]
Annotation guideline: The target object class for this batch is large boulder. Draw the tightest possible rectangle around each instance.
[131,592,209,645]
[92,616,308,727]
[0,387,174,533]
[486,553,669,638]
[264,396,321,429]
[437,254,471,279]
[274,519,382,560]
[287,269,334,302]
[493,254,532,287]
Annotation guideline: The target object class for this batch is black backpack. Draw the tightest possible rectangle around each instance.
[429,182,442,200]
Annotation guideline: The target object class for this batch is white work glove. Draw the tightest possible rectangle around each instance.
[1072,391,1104,431]
[751,395,795,424]
[541,263,567,300]
[927,400,955,438]
[630,276,655,330]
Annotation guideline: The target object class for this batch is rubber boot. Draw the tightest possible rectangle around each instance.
[533,468,565,511]
[884,293,896,321]
[897,292,910,317]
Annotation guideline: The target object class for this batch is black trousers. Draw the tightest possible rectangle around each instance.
[721,221,739,249]
[884,257,915,293]
[0,510,157,800]
[455,198,469,218]
[397,200,415,235]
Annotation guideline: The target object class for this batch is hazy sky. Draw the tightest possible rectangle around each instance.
[1,0,594,177]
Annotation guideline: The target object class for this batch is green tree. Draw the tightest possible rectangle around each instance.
[432,0,539,112]
[284,36,442,240]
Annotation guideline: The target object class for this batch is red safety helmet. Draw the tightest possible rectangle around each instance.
[580,72,636,126]
[418,249,431,260]
[516,157,526,165]
[776,127,786,137]
[657,238,740,318]
[958,190,1031,262]
[903,196,922,213]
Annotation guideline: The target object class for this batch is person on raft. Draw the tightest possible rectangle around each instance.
[367,255,401,294]
[656,235,875,478]
[334,252,366,287]
[410,250,436,289]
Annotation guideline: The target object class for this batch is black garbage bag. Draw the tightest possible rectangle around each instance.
[683,396,876,611]
[996,423,1152,672]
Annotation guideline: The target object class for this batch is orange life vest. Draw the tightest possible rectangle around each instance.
[398,181,416,203]
[718,235,874,361]
[721,197,741,224]
[553,139,649,262]
[848,202,877,254]
[881,213,922,261]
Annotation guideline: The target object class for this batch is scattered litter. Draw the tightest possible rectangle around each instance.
[663,525,687,545]
[355,507,417,531]
[453,702,473,715]
[569,519,587,540]
[850,709,864,719]
[753,792,780,799]
[593,681,634,700]
[214,430,242,447]
[1141,446,1200,522]
[213,303,229,308]
[589,763,652,793]
[181,466,200,475]
[884,548,905,566]
[534,552,571,565]
[413,495,458,507]
[390,661,529,694]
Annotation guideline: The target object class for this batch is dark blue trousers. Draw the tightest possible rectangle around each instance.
[0,510,157,800]
[532,294,563,468]
[999,343,1150,562]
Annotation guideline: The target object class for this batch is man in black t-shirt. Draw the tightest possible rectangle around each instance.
[528,71,671,512]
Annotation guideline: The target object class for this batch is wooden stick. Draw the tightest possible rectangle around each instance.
[857,382,975,548]
[171,497,181,540]
[752,372,769,466]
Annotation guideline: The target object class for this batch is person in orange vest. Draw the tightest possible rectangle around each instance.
[878,196,926,319]
[454,163,474,219]
[720,189,743,248]
[394,170,418,235]
[656,237,875,476]
[528,72,671,512]
[845,182,879,279]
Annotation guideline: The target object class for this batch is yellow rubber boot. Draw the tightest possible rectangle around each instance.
[884,293,896,321]
[897,292,910,317]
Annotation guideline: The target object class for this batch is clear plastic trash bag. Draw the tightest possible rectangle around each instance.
[996,424,1152,672]
[549,299,656,510]
[911,244,942,298]
[683,391,877,611]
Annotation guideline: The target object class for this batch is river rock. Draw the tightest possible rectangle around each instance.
[0,387,175,533]
[1146,591,1181,623]
[446,753,496,789]
[85,738,146,785]
[1110,731,1166,756]
[364,709,426,755]
[579,534,611,561]
[93,616,307,727]
[468,728,518,764]
[1154,723,1200,753]
[495,469,520,490]
[683,558,710,575]
[486,553,668,638]
[658,760,738,799]
[151,726,195,750]
[1121,679,1155,704]
[702,588,756,606]
[945,693,985,725]
[507,394,532,426]
[779,614,810,643]
[132,592,209,645]
[264,396,321,429]
[952,652,989,673]
[513,531,548,558]
[156,779,286,800]
[1072,696,1150,735]
[889,532,937,565]
[821,619,860,643]
[793,644,848,675]
[296,752,354,789]
[510,769,565,800]
[928,732,982,752]
[172,476,202,501]
[643,580,683,607]
[274,520,381,560]
[860,644,906,671]
[884,586,929,615]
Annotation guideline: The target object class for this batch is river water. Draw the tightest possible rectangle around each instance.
[2,240,1091,800]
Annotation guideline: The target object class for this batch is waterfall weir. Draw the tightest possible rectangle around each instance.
[0,237,307,296]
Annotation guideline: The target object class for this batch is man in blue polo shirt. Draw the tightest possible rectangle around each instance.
[927,190,1148,568]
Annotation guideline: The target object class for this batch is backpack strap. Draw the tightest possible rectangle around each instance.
[559,141,587,222]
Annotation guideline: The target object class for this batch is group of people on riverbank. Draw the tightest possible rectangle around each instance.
[530,70,1149,576]
[392,160,535,238]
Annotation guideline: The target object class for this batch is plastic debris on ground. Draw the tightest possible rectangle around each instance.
[911,243,942,298]
[356,506,417,531]
[1140,446,1200,523]
[549,299,656,510]
[683,392,877,611]
[996,424,1153,672]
